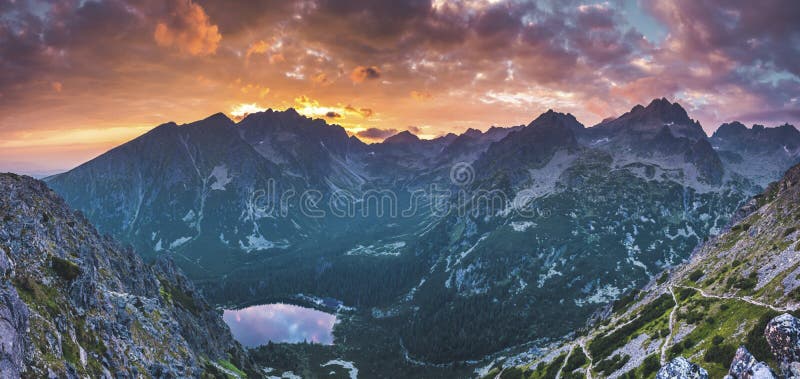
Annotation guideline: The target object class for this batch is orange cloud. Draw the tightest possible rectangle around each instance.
[245,40,269,61]
[238,83,270,98]
[312,72,333,86]
[269,53,285,64]
[154,0,221,56]
[410,90,432,101]
[51,82,63,93]
[349,66,381,83]
[345,105,373,118]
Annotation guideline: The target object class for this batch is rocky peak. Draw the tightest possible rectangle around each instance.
[642,97,690,122]
[711,122,800,154]
[383,130,421,145]
[591,98,706,141]
[463,128,483,138]
[527,109,585,132]
[716,121,748,135]
[203,111,234,124]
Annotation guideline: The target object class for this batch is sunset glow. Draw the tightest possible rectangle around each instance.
[1,0,798,175]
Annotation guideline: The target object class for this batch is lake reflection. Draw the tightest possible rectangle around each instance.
[223,303,336,347]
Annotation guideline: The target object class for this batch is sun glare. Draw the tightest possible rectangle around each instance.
[230,103,268,120]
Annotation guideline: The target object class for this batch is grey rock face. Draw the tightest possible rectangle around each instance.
[0,282,29,379]
[766,313,800,364]
[656,357,709,379]
[0,174,254,377]
[786,361,800,378]
[727,346,776,379]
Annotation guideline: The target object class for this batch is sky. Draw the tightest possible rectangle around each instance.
[1,0,799,175]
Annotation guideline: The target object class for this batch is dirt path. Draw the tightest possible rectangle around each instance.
[579,338,594,379]
[677,285,796,312]
[555,345,573,379]
[660,286,679,365]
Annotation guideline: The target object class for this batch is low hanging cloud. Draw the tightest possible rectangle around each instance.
[356,127,398,140]
[154,0,221,56]
[349,66,381,83]
[345,105,373,118]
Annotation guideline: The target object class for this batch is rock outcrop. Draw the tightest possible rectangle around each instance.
[0,173,256,377]
[656,357,709,379]
[726,346,776,379]
[766,313,800,377]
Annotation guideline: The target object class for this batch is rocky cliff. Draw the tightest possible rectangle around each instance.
[0,173,256,378]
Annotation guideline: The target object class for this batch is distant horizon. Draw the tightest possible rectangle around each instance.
[3,97,798,177]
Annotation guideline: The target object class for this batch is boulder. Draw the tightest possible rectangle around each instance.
[727,346,776,378]
[656,357,708,379]
[766,313,800,360]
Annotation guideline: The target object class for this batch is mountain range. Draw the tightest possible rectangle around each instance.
[44,98,800,366]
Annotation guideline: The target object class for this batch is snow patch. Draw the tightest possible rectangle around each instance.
[209,164,232,191]
[346,241,406,257]
[510,221,536,232]
[169,236,192,249]
[182,210,196,223]
[575,284,621,306]
[239,233,289,252]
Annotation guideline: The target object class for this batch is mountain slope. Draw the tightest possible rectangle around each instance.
[0,173,256,377]
[493,162,800,378]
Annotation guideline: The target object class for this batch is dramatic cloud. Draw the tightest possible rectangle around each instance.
[1,0,798,174]
[154,0,221,55]
[349,66,381,83]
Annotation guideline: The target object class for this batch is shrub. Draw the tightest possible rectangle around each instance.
[498,366,526,379]
[678,287,695,301]
[669,342,684,356]
[51,256,81,281]
[745,311,781,361]
[734,273,758,290]
[542,354,566,379]
[641,354,660,377]
[563,347,588,372]
[688,269,704,282]
[613,290,640,312]
[561,371,585,379]
[589,294,674,359]
[712,335,724,345]
[594,354,630,376]
[704,344,737,368]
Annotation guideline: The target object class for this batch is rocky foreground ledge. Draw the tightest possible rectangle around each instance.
[658,313,800,379]
[0,173,257,378]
